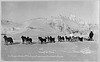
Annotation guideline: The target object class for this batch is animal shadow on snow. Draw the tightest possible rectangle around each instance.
[4,42,21,46]
[24,42,37,45]
[13,42,21,45]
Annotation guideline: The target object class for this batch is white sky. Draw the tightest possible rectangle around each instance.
[1,1,99,24]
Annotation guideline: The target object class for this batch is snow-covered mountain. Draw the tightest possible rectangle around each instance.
[47,15,88,35]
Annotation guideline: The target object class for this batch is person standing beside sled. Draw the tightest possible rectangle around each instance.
[89,30,94,41]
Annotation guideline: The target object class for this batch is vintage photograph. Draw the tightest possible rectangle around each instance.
[1,0,99,61]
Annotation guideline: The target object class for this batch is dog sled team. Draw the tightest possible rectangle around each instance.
[3,30,94,45]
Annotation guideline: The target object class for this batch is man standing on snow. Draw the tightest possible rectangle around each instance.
[89,30,94,41]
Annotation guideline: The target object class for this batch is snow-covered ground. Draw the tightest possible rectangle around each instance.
[1,39,98,61]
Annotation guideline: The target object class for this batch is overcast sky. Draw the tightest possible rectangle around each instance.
[1,1,99,24]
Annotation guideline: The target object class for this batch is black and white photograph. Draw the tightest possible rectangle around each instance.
[1,0,99,61]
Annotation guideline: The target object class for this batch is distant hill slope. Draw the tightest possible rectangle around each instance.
[1,20,30,35]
